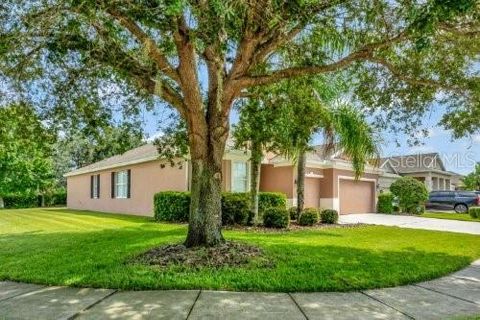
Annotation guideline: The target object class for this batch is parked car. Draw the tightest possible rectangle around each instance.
[426,191,480,213]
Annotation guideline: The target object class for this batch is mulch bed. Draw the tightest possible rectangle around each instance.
[223,222,365,232]
[134,241,271,269]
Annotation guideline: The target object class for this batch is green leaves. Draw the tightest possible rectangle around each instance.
[0,103,55,196]
[462,163,480,191]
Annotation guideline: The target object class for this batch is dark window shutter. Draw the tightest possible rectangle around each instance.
[97,175,101,198]
[90,175,94,199]
[111,172,115,198]
[127,169,131,199]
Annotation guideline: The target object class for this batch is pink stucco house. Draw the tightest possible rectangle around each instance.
[65,144,383,216]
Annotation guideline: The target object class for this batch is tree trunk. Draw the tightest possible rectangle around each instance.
[0,196,4,209]
[185,150,225,247]
[250,141,263,225]
[184,107,229,247]
[296,150,306,217]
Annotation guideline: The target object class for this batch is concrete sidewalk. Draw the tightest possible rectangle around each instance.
[339,213,480,235]
[2,262,480,319]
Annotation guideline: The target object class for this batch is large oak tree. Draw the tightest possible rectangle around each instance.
[1,0,479,246]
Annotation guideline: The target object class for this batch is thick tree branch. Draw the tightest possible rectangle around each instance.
[240,32,407,87]
[106,8,180,83]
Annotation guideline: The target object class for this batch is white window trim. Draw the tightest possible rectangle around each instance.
[115,170,129,199]
[231,161,250,193]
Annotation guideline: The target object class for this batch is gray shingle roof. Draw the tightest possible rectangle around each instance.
[65,138,245,177]
[380,153,447,174]
[64,143,159,177]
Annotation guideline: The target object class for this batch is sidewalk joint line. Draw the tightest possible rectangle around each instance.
[68,289,118,320]
[288,293,309,320]
[360,291,415,319]
[0,285,46,303]
[186,290,202,320]
[413,284,479,305]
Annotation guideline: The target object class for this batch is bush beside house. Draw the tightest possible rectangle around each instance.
[321,209,339,224]
[263,207,290,228]
[221,193,250,226]
[154,192,191,222]
[258,192,287,216]
[390,177,428,214]
[377,192,394,214]
[289,206,299,220]
[298,208,320,226]
[154,191,286,226]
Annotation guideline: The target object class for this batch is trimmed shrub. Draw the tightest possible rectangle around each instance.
[154,191,252,225]
[470,208,480,219]
[263,207,290,228]
[377,192,394,214]
[222,192,250,226]
[258,192,287,215]
[3,194,39,208]
[289,207,299,220]
[321,209,339,224]
[154,192,190,222]
[298,208,319,226]
[390,177,429,214]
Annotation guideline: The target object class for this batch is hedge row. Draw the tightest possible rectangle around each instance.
[470,208,480,219]
[2,190,67,209]
[154,191,286,225]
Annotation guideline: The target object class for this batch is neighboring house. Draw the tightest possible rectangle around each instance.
[260,145,383,214]
[65,143,251,216]
[379,153,463,192]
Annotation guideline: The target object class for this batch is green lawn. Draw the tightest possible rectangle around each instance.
[2,208,480,292]
[422,212,480,222]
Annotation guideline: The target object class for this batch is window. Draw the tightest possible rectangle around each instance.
[112,170,130,199]
[90,174,100,199]
[232,161,248,192]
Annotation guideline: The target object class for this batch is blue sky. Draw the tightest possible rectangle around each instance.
[139,103,480,175]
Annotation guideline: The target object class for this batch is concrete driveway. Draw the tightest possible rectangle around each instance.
[340,213,480,235]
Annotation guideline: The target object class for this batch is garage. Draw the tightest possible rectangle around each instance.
[339,179,375,214]
[305,177,321,208]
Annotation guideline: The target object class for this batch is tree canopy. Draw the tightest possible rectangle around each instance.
[463,163,480,191]
[2,0,479,246]
[0,103,55,201]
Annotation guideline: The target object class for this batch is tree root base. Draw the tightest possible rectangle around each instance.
[134,241,272,269]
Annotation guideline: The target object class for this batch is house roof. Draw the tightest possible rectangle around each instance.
[265,144,339,165]
[65,144,160,177]
[379,153,453,175]
[65,140,247,177]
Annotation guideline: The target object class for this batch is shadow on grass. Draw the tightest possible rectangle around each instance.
[42,208,158,223]
[0,226,474,292]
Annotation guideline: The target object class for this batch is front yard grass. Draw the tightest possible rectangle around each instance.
[422,212,480,222]
[2,208,480,292]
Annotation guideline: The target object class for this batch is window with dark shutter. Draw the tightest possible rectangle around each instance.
[127,169,131,199]
[90,175,94,199]
[111,172,115,198]
[96,174,101,198]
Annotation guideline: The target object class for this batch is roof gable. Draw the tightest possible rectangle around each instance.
[382,153,446,173]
